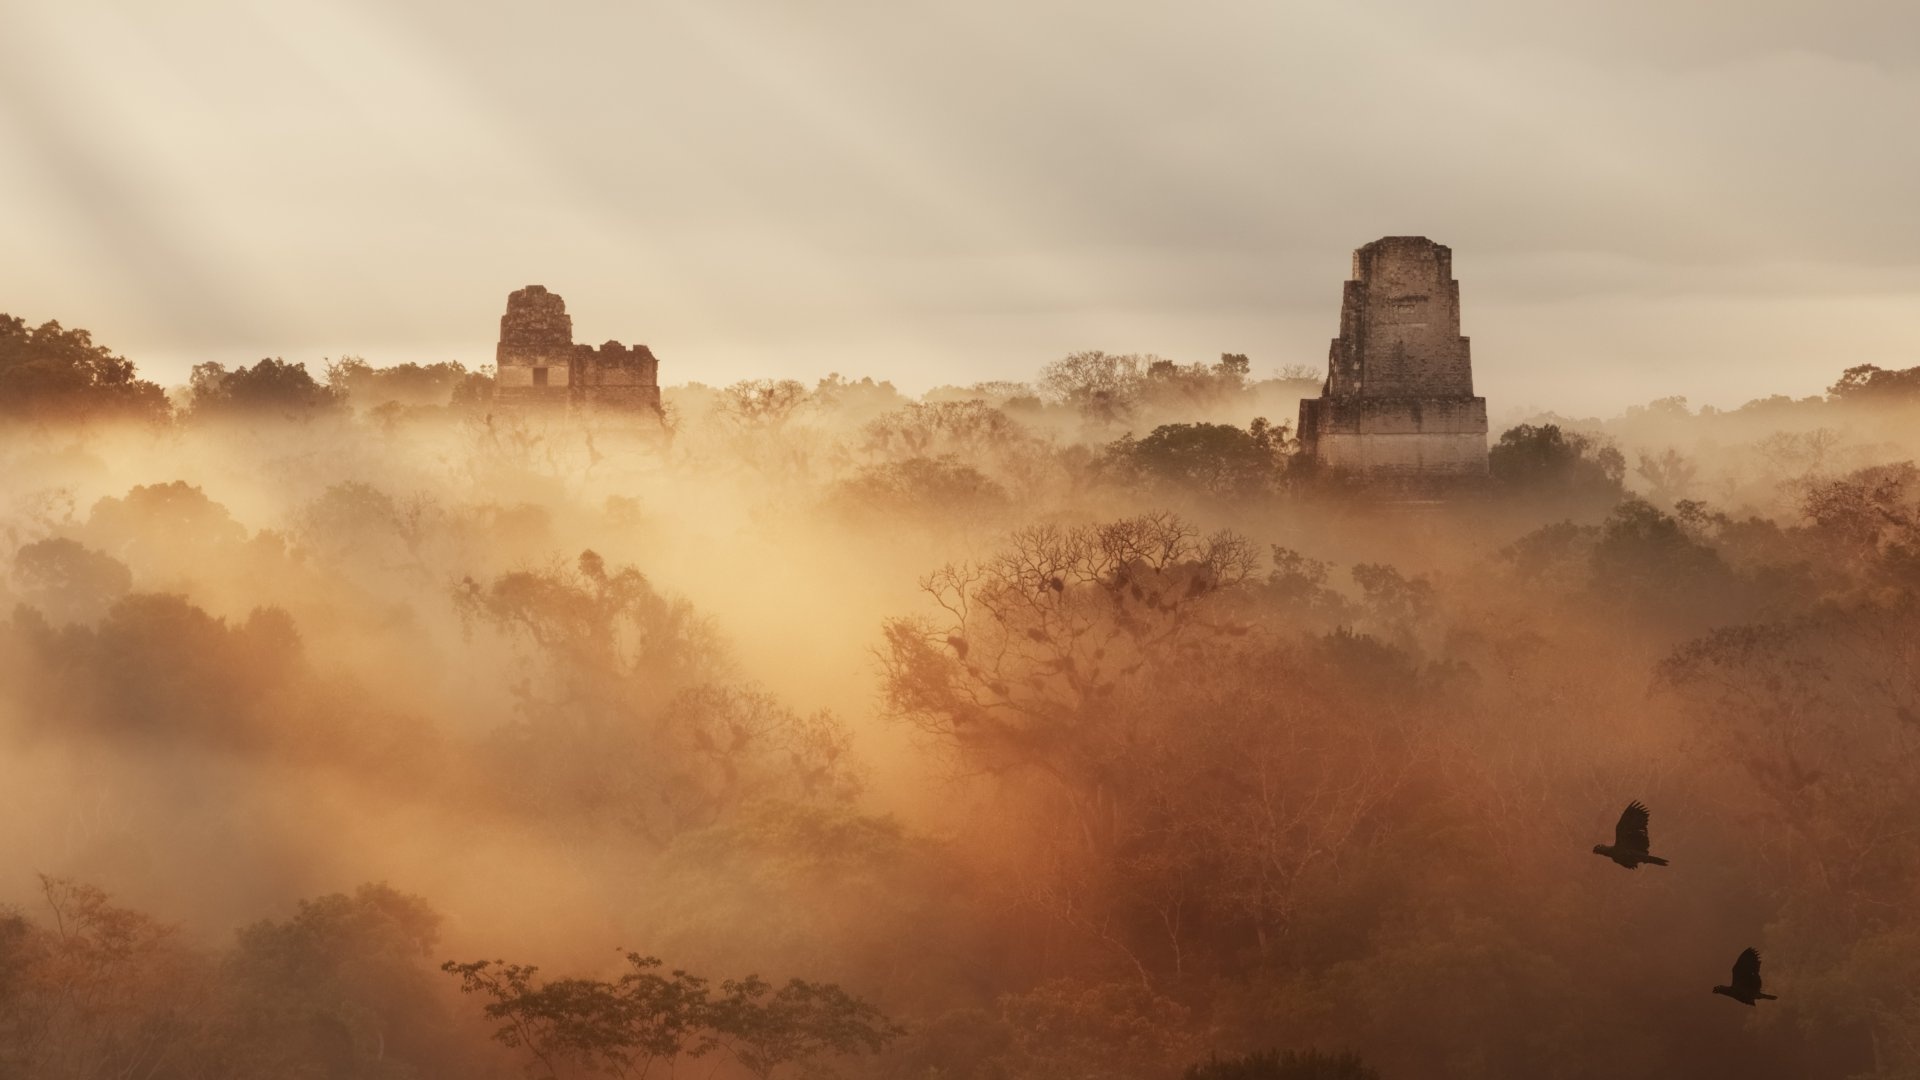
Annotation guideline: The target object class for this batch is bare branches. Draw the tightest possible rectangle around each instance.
[444,955,899,1080]
[719,380,811,430]
[878,514,1257,782]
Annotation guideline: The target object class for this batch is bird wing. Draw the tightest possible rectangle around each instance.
[1614,801,1652,854]
[1731,948,1763,993]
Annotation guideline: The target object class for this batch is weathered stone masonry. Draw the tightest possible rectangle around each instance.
[1297,237,1489,479]
[494,285,662,413]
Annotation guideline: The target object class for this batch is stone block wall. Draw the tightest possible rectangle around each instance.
[495,285,576,405]
[1301,396,1489,476]
[1300,237,1488,481]
[491,286,661,414]
[573,340,663,411]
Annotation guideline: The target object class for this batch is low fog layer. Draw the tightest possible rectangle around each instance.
[4,320,1920,1078]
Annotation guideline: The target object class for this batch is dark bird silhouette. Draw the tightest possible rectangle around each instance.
[1592,801,1669,868]
[1712,947,1777,1005]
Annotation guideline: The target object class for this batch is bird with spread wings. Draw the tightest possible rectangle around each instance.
[1592,801,1670,869]
[1712,947,1778,1005]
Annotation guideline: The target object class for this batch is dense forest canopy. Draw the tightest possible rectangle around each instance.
[3,310,1920,1078]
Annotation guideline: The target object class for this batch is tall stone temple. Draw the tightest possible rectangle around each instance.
[1297,237,1489,482]
[493,285,662,414]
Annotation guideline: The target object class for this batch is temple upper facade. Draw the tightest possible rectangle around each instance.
[1297,237,1489,481]
[494,285,661,414]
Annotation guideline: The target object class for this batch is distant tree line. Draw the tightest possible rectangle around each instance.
[1,311,499,424]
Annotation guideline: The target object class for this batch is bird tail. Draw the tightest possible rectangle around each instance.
[1643,855,1669,866]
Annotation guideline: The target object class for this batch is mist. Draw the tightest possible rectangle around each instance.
[3,317,1920,1079]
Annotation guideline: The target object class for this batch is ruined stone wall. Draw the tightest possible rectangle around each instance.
[1300,237,1488,481]
[1325,237,1474,399]
[495,285,575,405]
[491,286,662,414]
[574,341,663,411]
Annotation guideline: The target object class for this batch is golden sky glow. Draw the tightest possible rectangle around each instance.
[3,0,1917,412]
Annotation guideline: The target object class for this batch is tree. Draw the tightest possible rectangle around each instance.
[826,457,1011,524]
[1828,363,1920,402]
[720,379,811,428]
[1136,356,1254,413]
[294,481,440,578]
[454,552,859,844]
[1487,423,1624,499]
[1660,598,1920,1075]
[0,877,212,1079]
[1799,462,1920,587]
[85,481,247,558]
[11,538,133,624]
[860,400,1035,462]
[879,513,1259,848]
[0,314,169,424]
[1350,562,1434,644]
[1263,547,1354,629]
[445,954,713,1078]
[444,954,899,1080]
[1105,421,1289,496]
[1589,498,1738,622]
[188,357,345,418]
[325,356,475,408]
[1039,351,1148,423]
[9,593,303,747]
[708,975,902,1080]
[452,365,497,406]
[810,373,905,420]
[1634,447,1698,505]
[222,883,467,1078]
[879,516,1421,982]
[1755,428,1843,485]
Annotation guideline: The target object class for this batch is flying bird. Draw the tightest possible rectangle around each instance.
[1592,801,1669,869]
[1712,947,1777,1006]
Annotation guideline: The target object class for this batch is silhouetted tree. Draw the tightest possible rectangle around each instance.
[1104,420,1289,496]
[445,954,898,1080]
[0,315,169,424]
[0,877,212,1079]
[1634,447,1698,504]
[455,552,859,844]
[223,884,472,1076]
[1040,351,1148,423]
[1828,363,1920,402]
[325,356,475,408]
[1589,498,1738,621]
[188,357,344,418]
[451,366,496,406]
[11,538,132,624]
[445,954,714,1078]
[1488,423,1625,499]
[720,379,811,428]
[709,974,903,1080]
[827,456,1011,523]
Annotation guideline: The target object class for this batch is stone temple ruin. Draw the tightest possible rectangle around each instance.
[1297,237,1489,482]
[494,285,662,414]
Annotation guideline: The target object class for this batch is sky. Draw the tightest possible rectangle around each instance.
[2,0,1917,414]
